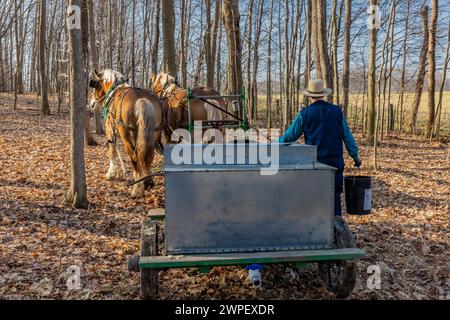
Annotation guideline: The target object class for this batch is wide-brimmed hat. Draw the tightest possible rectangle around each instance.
[301,79,333,98]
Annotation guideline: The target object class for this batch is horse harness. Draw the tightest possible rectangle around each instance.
[101,80,160,145]
[156,82,190,136]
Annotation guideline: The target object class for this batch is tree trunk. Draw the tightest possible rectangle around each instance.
[150,0,161,85]
[397,0,410,134]
[251,0,264,121]
[81,0,97,146]
[39,0,50,115]
[66,0,88,209]
[411,6,429,135]
[87,0,103,135]
[223,0,243,118]
[161,0,177,77]
[131,0,136,85]
[311,0,321,78]
[303,0,312,107]
[342,0,351,117]
[141,0,151,87]
[312,0,333,99]
[378,2,395,141]
[425,0,438,139]
[245,0,254,121]
[205,0,221,88]
[283,0,290,129]
[215,16,223,91]
[277,1,283,125]
[209,0,221,88]
[14,0,24,94]
[385,2,396,137]
[331,0,339,105]
[179,0,187,87]
[433,20,450,137]
[366,0,378,146]
[266,0,275,128]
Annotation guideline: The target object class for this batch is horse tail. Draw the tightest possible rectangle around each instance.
[134,99,155,176]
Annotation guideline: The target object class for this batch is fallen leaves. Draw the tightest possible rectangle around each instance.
[0,93,449,300]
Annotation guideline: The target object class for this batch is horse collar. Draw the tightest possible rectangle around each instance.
[102,79,128,122]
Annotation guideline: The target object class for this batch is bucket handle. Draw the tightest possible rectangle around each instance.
[353,166,361,186]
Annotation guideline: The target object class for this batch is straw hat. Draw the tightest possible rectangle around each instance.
[302,79,333,98]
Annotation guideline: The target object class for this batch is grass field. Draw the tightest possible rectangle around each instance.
[255,92,450,135]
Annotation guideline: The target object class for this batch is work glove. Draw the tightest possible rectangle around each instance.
[354,158,362,168]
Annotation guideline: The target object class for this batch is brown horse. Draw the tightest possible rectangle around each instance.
[90,68,162,198]
[151,73,225,143]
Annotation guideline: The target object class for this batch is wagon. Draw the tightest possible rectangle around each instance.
[128,143,365,299]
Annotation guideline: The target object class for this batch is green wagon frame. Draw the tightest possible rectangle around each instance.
[128,209,365,299]
[128,89,364,299]
[186,86,249,133]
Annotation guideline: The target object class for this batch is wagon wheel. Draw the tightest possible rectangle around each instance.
[318,216,357,299]
[140,220,159,300]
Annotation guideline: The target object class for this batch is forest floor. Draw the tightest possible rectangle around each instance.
[0,93,448,300]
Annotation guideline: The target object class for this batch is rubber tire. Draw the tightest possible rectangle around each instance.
[318,216,358,299]
[140,220,159,300]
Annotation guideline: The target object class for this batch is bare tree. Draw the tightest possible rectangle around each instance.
[245,0,254,121]
[179,0,187,87]
[433,19,450,137]
[251,0,264,121]
[66,0,88,209]
[203,0,221,88]
[266,0,275,128]
[367,0,378,146]
[39,0,50,115]
[87,0,103,135]
[342,0,352,116]
[330,0,340,105]
[223,0,243,117]
[80,0,97,146]
[303,0,312,107]
[385,1,396,138]
[312,0,333,97]
[151,0,161,84]
[162,0,177,77]
[425,0,438,139]
[410,6,429,135]
[397,0,411,134]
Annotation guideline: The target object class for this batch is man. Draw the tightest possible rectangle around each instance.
[279,79,362,216]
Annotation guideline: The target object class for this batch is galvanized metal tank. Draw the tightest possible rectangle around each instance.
[164,144,336,254]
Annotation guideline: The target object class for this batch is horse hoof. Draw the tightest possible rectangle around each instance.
[131,189,145,199]
[131,192,141,199]
[144,179,155,190]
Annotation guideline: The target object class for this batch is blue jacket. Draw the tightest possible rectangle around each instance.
[279,100,359,169]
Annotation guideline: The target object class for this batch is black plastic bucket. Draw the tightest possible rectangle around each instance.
[344,176,373,215]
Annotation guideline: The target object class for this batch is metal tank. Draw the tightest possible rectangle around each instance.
[163,144,336,254]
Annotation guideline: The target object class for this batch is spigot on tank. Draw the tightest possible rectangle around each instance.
[246,264,263,288]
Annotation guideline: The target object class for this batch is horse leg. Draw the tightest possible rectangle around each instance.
[120,138,144,198]
[131,167,145,199]
[106,143,122,180]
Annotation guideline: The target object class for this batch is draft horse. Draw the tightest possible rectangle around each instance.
[90,68,162,198]
[152,73,225,143]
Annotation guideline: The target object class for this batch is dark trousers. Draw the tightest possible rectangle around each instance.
[334,168,344,217]
[319,156,344,217]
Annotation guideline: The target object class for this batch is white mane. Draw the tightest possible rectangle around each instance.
[101,69,128,85]
[156,72,176,88]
